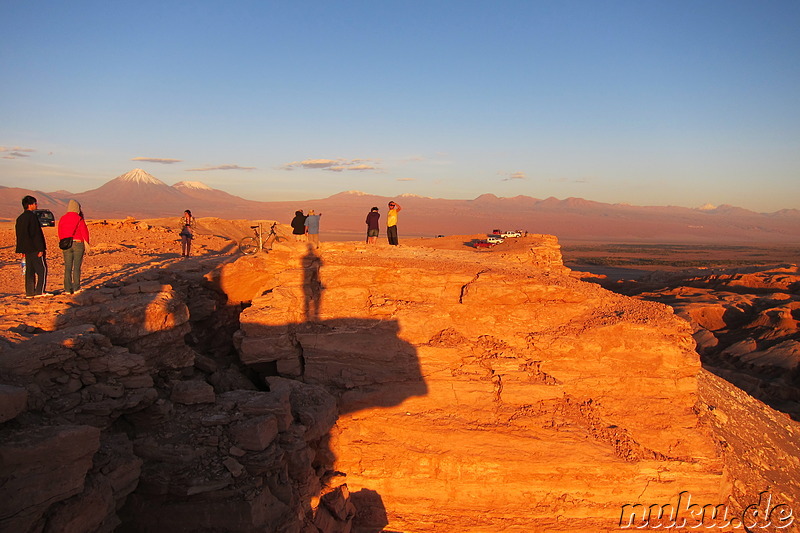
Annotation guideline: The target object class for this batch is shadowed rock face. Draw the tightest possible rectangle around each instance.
[0,263,345,532]
[627,265,800,420]
[1,233,798,532]
[697,370,800,524]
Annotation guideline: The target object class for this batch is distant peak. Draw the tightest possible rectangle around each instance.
[114,168,166,185]
[697,203,717,211]
[174,181,213,191]
[398,193,431,199]
[474,193,500,201]
[328,190,383,199]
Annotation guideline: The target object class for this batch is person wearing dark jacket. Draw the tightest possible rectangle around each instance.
[58,199,91,294]
[365,206,380,244]
[15,195,50,298]
[291,210,307,241]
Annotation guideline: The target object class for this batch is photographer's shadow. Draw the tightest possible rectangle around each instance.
[240,244,428,531]
[303,243,324,322]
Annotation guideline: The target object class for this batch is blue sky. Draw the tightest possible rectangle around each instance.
[2,0,798,211]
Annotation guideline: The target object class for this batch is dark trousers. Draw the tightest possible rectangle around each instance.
[24,252,48,296]
[387,225,399,245]
[181,235,192,256]
[63,241,85,293]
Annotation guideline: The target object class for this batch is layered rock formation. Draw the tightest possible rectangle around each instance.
[0,260,343,532]
[2,228,798,532]
[215,236,739,532]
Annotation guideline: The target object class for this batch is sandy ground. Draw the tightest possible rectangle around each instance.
[0,219,495,301]
[3,216,797,299]
[0,218,249,299]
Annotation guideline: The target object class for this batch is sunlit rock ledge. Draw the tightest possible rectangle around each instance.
[212,235,726,531]
[1,233,795,532]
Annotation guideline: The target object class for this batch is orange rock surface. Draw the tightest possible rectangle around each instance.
[1,220,798,532]
[216,236,729,531]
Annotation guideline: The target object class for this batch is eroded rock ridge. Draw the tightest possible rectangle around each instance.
[1,233,796,532]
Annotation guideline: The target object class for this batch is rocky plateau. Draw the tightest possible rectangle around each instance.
[0,217,798,532]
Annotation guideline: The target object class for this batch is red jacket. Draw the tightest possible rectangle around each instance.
[58,212,90,243]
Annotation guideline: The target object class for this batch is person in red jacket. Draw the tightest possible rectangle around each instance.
[58,199,91,294]
[15,195,49,298]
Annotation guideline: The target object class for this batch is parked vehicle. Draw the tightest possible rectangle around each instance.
[474,240,494,249]
[501,231,521,238]
[486,235,504,244]
[34,209,55,227]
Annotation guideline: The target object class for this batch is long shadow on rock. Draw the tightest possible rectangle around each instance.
[100,245,425,532]
[229,245,428,531]
[233,315,428,531]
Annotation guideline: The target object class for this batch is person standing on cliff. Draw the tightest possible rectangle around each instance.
[365,206,380,244]
[290,209,307,241]
[58,199,91,294]
[387,201,402,245]
[179,209,195,257]
[304,210,322,249]
[15,195,50,298]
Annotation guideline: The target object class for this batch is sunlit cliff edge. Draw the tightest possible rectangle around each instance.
[0,225,798,532]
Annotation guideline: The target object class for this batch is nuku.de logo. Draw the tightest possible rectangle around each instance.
[618,491,794,530]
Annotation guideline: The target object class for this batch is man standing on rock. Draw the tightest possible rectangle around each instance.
[15,195,50,298]
[387,200,402,245]
[304,210,322,249]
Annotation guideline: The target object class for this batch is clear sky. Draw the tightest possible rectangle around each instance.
[2,0,798,212]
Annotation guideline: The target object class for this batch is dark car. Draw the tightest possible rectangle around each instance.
[34,209,55,227]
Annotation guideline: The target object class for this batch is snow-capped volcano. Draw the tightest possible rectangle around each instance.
[114,168,166,186]
[71,168,184,217]
[65,169,268,218]
[173,181,213,191]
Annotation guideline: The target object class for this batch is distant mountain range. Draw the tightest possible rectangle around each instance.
[1,169,798,243]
